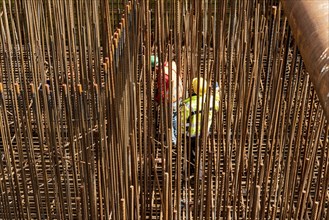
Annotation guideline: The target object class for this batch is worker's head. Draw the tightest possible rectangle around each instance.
[192,77,207,95]
[151,55,159,69]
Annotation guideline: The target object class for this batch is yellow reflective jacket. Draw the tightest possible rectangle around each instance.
[180,91,219,137]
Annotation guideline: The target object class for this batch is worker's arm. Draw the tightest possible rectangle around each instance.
[214,83,220,112]
[180,101,190,134]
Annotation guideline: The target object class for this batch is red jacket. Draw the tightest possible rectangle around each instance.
[155,61,183,103]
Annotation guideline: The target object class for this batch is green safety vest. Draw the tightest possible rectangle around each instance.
[180,92,219,137]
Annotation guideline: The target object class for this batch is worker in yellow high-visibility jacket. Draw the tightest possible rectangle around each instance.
[180,77,220,177]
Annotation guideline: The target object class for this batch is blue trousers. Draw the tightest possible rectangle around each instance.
[171,100,181,145]
[172,110,178,145]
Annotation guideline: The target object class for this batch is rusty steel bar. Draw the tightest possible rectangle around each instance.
[281,0,329,119]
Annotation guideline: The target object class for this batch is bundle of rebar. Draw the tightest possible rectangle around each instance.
[0,0,328,219]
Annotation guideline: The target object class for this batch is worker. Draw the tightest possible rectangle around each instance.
[154,58,183,146]
[180,77,220,178]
